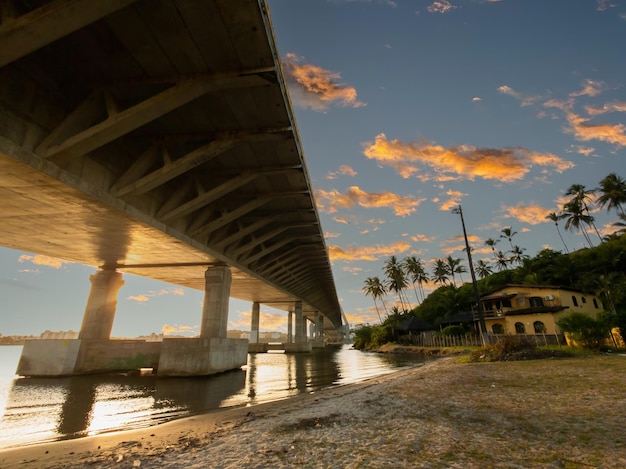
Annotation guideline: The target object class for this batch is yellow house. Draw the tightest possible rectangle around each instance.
[479,285,604,337]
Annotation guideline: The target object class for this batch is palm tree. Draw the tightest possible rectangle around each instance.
[485,237,499,259]
[432,259,450,285]
[500,226,518,249]
[561,198,595,247]
[596,173,626,215]
[545,211,569,253]
[402,256,428,304]
[475,259,493,279]
[444,255,466,287]
[509,245,528,266]
[362,277,386,322]
[565,183,603,243]
[494,250,510,271]
[384,256,410,312]
[613,213,626,236]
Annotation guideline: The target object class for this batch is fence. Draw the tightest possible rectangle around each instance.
[397,332,565,348]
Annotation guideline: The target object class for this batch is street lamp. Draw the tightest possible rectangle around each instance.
[452,205,489,344]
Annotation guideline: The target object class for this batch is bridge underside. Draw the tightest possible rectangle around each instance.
[0,0,343,339]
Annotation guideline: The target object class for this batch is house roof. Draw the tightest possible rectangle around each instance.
[435,311,475,326]
[481,284,586,299]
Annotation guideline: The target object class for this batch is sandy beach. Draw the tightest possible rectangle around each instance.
[1,355,625,468]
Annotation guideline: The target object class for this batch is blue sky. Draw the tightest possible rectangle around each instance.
[2,0,626,337]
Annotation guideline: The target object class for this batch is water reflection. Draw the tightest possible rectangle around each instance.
[0,345,425,448]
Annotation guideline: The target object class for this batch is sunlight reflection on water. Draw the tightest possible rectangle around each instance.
[0,345,426,449]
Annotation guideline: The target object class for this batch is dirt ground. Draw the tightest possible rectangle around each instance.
[1,354,625,468]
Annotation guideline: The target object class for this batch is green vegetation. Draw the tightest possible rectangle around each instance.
[356,173,626,351]
[557,310,617,350]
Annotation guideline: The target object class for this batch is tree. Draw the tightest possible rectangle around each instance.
[444,255,466,287]
[362,277,387,322]
[403,256,428,304]
[613,213,626,236]
[485,237,500,263]
[565,183,603,243]
[546,211,569,253]
[500,226,518,249]
[509,245,528,266]
[562,198,595,248]
[494,250,510,271]
[596,173,626,215]
[432,259,450,285]
[384,256,411,312]
[475,259,493,279]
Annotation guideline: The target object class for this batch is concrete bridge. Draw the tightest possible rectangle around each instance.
[0,0,346,376]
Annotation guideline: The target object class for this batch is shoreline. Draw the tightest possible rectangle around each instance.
[0,359,436,468]
[2,354,625,468]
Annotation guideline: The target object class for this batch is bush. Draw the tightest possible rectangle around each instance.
[469,336,572,362]
[558,311,616,350]
[440,325,465,336]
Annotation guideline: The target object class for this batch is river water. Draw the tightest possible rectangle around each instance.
[0,345,426,450]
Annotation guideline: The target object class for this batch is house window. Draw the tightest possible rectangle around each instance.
[492,324,504,334]
[593,298,598,308]
[572,296,579,307]
[501,299,512,308]
[581,296,587,304]
[529,297,544,308]
[515,322,525,334]
[533,321,547,333]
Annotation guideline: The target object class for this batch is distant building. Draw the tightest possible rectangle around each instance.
[479,285,603,337]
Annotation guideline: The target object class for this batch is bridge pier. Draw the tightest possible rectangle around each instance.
[157,265,247,376]
[284,301,311,353]
[17,269,160,376]
[247,301,268,353]
[311,312,325,349]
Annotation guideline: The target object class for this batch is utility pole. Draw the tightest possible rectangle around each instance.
[452,205,489,344]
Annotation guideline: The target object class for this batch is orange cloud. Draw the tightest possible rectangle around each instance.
[326,165,357,180]
[570,79,607,97]
[498,85,542,107]
[545,99,626,148]
[328,240,412,262]
[363,133,573,183]
[316,186,425,217]
[440,234,481,255]
[127,288,184,303]
[502,202,552,225]
[427,0,457,13]
[410,233,436,243]
[585,101,626,116]
[18,254,67,269]
[282,53,366,111]
[438,189,466,211]
[162,324,199,336]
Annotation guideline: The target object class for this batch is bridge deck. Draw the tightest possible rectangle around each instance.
[0,0,342,332]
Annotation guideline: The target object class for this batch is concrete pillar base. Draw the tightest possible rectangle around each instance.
[283,342,313,353]
[16,339,161,377]
[248,342,269,353]
[311,339,326,349]
[157,337,248,376]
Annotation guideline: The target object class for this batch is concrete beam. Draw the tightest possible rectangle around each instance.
[0,0,139,67]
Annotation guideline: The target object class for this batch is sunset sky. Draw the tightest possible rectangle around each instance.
[2,0,626,337]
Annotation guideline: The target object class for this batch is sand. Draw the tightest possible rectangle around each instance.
[1,355,625,468]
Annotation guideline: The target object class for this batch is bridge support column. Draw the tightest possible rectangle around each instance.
[284,301,311,353]
[287,310,293,343]
[17,269,160,376]
[158,265,247,376]
[250,302,260,343]
[312,312,325,349]
[247,302,268,353]
[79,269,124,339]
